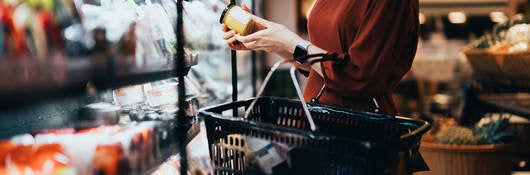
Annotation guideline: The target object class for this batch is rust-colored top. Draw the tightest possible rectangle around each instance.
[305,0,419,115]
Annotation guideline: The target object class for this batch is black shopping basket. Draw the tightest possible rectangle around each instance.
[199,61,431,175]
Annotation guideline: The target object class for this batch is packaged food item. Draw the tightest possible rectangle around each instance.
[77,102,121,130]
[33,128,76,135]
[92,142,127,175]
[143,2,176,57]
[113,85,146,107]
[219,3,255,36]
[0,141,16,165]
[145,81,178,110]
[505,23,530,52]
[2,143,75,175]
[0,121,177,174]
[29,144,73,174]
[76,125,123,134]
[244,136,288,175]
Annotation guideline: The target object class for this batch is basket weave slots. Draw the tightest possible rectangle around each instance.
[200,97,431,175]
[416,142,515,175]
[493,50,530,79]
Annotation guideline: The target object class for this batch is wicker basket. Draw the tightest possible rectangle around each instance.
[415,142,515,175]
[462,44,504,78]
[462,43,530,80]
[492,50,530,79]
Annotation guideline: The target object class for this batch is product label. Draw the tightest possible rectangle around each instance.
[114,85,145,106]
[146,84,178,107]
[246,137,285,174]
[231,6,251,24]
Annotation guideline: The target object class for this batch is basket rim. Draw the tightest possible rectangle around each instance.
[199,96,431,142]
[420,141,515,152]
[200,107,380,156]
[462,45,490,54]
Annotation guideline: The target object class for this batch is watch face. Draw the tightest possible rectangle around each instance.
[293,45,307,63]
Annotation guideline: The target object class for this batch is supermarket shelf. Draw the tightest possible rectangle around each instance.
[474,76,530,93]
[0,56,192,108]
[91,58,179,90]
[462,88,530,126]
[0,57,91,108]
[144,117,201,175]
[478,93,530,119]
[0,95,89,139]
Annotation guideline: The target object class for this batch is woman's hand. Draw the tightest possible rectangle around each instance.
[221,3,316,75]
[222,4,261,50]
[223,25,249,50]
[233,16,305,55]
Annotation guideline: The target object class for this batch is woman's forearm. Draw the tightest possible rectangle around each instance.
[283,43,325,77]
[275,50,313,74]
[304,44,324,77]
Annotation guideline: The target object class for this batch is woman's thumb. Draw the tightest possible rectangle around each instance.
[241,3,251,12]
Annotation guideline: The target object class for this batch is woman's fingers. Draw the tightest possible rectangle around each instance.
[234,29,266,43]
[233,34,249,43]
[222,24,230,32]
[242,41,258,49]
[227,38,249,50]
[223,30,236,40]
[227,42,236,49]
[226,37,238,45]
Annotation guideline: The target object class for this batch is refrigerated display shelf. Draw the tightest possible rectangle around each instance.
[474,76,530,93]
[144,117,201,175]
[0,57,192,109]
[478,93,530,120]
[91,60,186,90]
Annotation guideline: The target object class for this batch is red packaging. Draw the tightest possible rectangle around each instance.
[32,128,75,135]
[93,143,126,175]
[29,144,70,174]
[77,125,122,134]
[0,141,16,165]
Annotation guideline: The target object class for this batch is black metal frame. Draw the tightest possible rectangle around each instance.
[233,0,261,113]
[251,0,258,96]
[175,0,188,174]
[231,0,238,117]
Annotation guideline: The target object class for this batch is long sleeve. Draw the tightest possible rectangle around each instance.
[305,0,419,114]
[320,0,418,97]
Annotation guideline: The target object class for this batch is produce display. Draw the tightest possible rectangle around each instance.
[420,115,519,175]
[432,115,516,145]
[463,16,530,80]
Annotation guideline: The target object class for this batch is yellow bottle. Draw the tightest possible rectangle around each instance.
[220,3,255,36]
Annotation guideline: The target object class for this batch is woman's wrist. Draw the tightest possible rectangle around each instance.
[288,37,307,54]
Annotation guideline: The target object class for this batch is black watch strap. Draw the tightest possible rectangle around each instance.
[293,41,311,64]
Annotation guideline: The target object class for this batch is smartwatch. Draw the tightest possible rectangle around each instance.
[293,40,312,64]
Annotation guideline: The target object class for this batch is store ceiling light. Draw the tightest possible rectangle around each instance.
[419,13,426,24]
[490,11,507,23]
[448,12,467,24]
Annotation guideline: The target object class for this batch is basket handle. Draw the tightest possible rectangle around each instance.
[243,60,318,132]
[399,118,431,140]
[289,66,318,132]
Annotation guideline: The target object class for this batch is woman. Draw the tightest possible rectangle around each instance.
[223,0,419,115]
